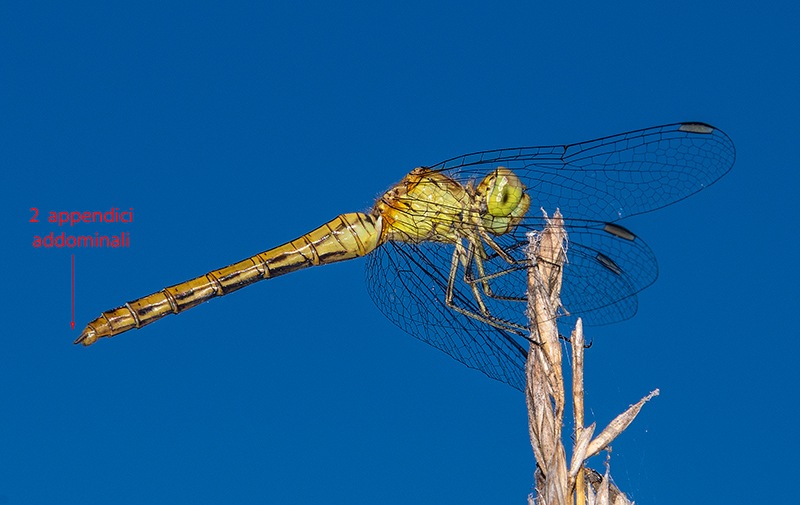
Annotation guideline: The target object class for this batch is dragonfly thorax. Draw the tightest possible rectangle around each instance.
[374,167,469,244]
[373,166,531,246]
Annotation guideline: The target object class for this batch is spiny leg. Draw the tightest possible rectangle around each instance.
[459,234,560,338]
[446,237,490,316]
[463,238,494,298]
[462,233,528,302]
[444,236,529,335]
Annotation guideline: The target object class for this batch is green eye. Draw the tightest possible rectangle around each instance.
[478,168,531,235]
[487,171,524,217]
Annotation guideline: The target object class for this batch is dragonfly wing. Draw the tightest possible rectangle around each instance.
[557,224,658,328]
[463,223,658,330]
[434,122,735,223]
[367,122,733,389]
[365,222,659,390]
[365,240,529,391]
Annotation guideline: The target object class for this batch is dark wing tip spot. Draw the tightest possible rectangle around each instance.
[603,223,636,241]
[596,252,623,276]
[678,122,715,134]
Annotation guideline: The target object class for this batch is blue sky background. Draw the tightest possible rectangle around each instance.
[2,1,797,503]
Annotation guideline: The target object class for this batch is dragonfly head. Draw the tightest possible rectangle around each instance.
[475,167,531,235]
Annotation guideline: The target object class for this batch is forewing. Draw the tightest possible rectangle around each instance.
[432,122,735,223]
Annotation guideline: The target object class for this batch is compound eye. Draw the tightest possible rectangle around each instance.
[486,169,525,217]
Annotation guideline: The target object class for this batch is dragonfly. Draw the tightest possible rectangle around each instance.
[76,122,735,390]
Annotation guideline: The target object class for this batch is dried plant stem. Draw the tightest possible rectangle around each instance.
[571,320,587,505]
[525,210,658,505]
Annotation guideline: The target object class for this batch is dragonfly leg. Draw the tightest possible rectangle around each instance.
[469,232,565,307]
[462,239,494,298]
[444,238,529,335]
[460,234,527,303]
[479,229,517,263]
[448,238,490,316]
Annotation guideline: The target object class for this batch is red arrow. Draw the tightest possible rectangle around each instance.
[71,254,75,330]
